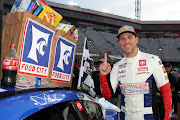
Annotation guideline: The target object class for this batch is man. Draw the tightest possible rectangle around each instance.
[177,75,180,120]
[171,68,180,82]
[71,66,79,90]
[99,25,172,120]
[89,58,96,71]
[164,63,177,90]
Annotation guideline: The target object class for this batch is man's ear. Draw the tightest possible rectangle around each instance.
[118,40,120,45]
[136,37,139,44]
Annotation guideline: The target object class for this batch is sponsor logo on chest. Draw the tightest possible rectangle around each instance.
[118,63,127,69]
[118,70,126,74]
[120,82,149,95]
[139,60,146,66]
[138,67,148,71]
[137,60,149,73]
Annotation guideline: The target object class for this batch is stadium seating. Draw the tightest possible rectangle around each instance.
[76,27,180,62]
[76,28,100,55]
[159,38,180,61]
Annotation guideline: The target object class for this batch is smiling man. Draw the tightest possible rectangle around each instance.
[99,25,172,120]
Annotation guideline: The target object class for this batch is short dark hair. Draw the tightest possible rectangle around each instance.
[164,63,172,68]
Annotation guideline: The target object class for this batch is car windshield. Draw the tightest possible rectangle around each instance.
[24,100,104,120]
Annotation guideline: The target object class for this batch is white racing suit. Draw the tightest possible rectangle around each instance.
[99,50,172,120]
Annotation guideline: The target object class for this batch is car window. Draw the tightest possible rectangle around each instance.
[24,100,104,120]
[80,100,104,120]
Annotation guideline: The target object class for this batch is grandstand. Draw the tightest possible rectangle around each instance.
[2,0,180,67]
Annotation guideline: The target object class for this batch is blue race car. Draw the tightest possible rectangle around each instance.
[0,87,105,120]
[0,87,120,120]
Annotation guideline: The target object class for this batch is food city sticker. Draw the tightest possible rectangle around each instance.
[18,18,55,77]
[51,36,75,82]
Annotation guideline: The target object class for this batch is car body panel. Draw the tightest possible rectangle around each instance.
[0,87,95,120]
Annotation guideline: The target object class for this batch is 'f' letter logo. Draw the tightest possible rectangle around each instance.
[28,25,50,63]
[57,41,73,71]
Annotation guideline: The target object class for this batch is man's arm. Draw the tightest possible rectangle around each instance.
[99,53,113,99]
[160,82,172,120]
[99,74,113,99]
[153,56,172,120]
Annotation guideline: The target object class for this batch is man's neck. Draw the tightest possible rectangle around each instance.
[126,48,138,58]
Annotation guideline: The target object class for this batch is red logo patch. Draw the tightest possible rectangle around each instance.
[139,60,146,66]
[162,66,166,73]
[75,101,84,111]
[138,67,148,71]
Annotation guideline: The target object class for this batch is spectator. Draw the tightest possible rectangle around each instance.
[165,63,178,118]
[71,66,79,90]
[89,58,96,71]
[171,68,180,82]
[177,75,180,98]
[92,58,104,97]
[177,76,180,119]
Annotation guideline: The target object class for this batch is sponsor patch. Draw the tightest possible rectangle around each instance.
[76,93,84,100]
[139,60,146,66]
[122,26,129,31]
[138,67,148,71]
[165,76,169,80]
[136,72,150,74]
[120,82,149,95]
[118,75,126,78]
[162,66,166,73]
[118,70,126,74]
[86,67,92,75]
[75,101,84,111]
[118,63,127,69]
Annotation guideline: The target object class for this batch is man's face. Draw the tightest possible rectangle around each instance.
[118,32,138,57]
[90,60,94,66]
[165,67,171,74]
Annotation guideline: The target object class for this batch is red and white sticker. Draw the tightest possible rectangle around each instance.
[138,67,148,71]
[120,82,149,95]
[3,59,18,71]
[162,66,166,73]
[75,101,84,111]
[139,60,146,66]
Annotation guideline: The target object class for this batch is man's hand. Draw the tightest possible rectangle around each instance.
[99,53,111,75]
